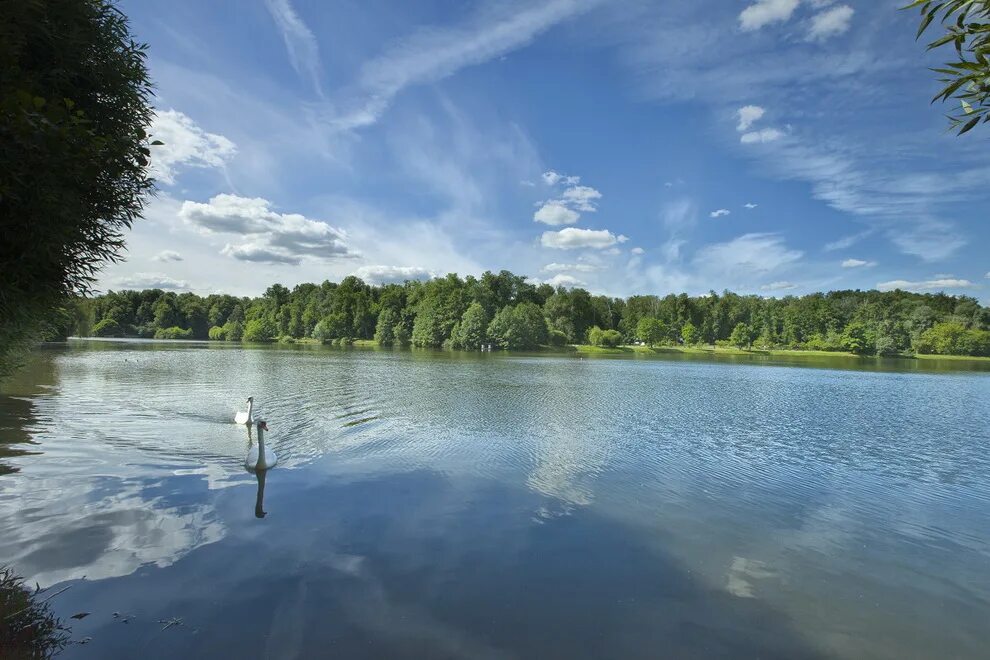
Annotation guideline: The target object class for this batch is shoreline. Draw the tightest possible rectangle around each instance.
[63,336,990,363]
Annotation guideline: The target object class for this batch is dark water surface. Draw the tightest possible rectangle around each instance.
[1,340,989,659]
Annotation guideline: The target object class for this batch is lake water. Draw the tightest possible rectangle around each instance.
[2,340,989,659]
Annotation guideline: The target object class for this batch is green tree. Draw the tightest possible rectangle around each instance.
[243,319,276,343]
[92,318,122,337]
[636,317,666,347]
[488,303,548,350]
[374,307,399,346]
[455,303,488,350]
[681,321,699,346]
[729,322,753,349]
[842,321,874,355]
[907,0,990,134]
[222,319,243,341]
[208,325,227,341]
[1,0,155,375]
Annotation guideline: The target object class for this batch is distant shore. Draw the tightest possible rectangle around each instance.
[65,336,990,363]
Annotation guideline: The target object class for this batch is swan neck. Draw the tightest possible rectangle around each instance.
[247,398,254,420]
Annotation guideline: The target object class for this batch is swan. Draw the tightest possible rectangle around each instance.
[234,396,254,425]
[246,420,277,471]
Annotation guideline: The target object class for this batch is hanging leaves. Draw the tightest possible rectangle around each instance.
[905,0,990,134]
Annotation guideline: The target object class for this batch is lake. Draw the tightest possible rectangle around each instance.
[1,340,989,659]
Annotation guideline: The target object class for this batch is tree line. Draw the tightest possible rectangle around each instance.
[73,271,990,357]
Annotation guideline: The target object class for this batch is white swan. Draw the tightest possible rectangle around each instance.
[246,420,277,471]
[234,396,254,425]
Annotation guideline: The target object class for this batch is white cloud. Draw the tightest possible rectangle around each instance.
[330,0,600,131]
[148,109,236,185]
[739,0,800,31]
[265,0,323,96]
[740,128,784,144]
[180,194,355,265]
[694,233,803,275]
[541,228,624,250]
[744,203,758,209]
[114,273,191,290]
[352,265,436,284]
[534,201,580,226]
[841,258,875,268]
[877,278,977,292]
[824,231,870,252]
[737,105,766,132]
[560,185,602,212]
[542,262,603,273]
[760,281,797,291]
[631,247,645,255]
[542,170,581,186]
[710,209,731,218]
[889,221,966,262]
[152,250,183,263]
[545,274,585,288]
[808,5,854,42]
[986,272,990,279]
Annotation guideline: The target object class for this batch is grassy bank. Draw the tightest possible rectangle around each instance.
[572,344,861,358]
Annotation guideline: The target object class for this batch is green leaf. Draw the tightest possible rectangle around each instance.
[958,113,981,134]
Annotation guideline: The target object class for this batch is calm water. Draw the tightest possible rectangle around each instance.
[2,340,989,659]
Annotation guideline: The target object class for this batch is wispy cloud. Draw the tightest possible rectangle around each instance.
[739,0,800,31]
[841,258,875,269]
[824,231,871,252]
[877,278,978,292]
[737,105,765,132]
[265,0,324,97]
[740,128,784,144]
[760,280,797,291]
[808,5,854,42]
[115,273,191,291]
[152,250,184,263]
[710,209,731,218]
[329,0,601,131]
[744,203,758,209]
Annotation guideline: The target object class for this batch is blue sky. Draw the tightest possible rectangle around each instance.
[102,0,990,301]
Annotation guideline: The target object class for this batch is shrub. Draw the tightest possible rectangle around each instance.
[223,319,243,341]
[243,319,276,343]
[91,318,122,337]
[208,325,227,341]
[154,326,193,340]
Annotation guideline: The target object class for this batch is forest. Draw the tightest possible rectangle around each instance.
[72,271,990,357]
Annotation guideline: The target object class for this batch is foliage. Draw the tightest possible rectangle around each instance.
[455,302,489,350]
[223,319,243,341]
[153,326,193,340]
[636,317,667,347]
[488,302,549,350]
[915,322,990,356]
[74,273,990,357]
[0,566,70,658]
[729,322,754,349]
[589,326,623,348]
[907,0,990,134]
[92,317,122,337]
[243,318,276,343]
[0,0,155,376]
[681,321,699,346]
[208,325,227,341]
[373,307,397,346]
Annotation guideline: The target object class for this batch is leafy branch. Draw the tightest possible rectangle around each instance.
[906,0,990,134]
